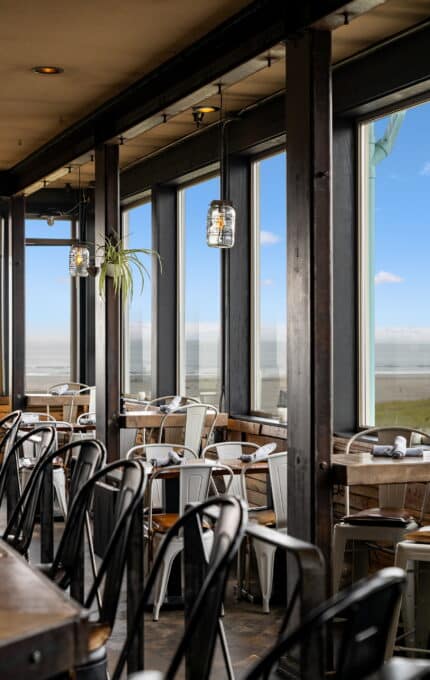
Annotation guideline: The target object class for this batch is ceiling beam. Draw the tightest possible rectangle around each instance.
[333,20,430,116]
[4,0,381,196]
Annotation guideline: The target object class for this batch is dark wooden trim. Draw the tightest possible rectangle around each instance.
[10,196,26,409]
[286,30,333,561]
[151,186,177,396]
[224,155,251,414]
[120,95,286,201]
[95,145,121,461]
[333,118,358,432]
[333,22,430,117]
[5,0,375,195]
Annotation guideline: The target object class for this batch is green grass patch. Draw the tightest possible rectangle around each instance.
[376,398,430,431]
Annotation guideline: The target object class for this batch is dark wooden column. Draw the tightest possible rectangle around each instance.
[224,154,250,415]
[79,198,96,386]
[286,30,333,566]
[95,144,121,460]
[10,195,26,410]
[151,185,177,397]
[333,118,357,433]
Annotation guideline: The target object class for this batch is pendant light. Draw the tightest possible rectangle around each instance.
[206,86,236,248]
[69,245,90,277]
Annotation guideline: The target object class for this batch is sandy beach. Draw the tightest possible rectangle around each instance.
[376,373,430,403]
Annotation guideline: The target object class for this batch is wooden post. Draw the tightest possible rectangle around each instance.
[286,30,333,572]
[10,195,26,410]
[95,144,121,461]
[152,186,177,397]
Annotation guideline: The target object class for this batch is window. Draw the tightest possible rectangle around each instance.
[25,219,73,390]
[122,202,153,398]
[251,152,287,419]
[178,177,221,407]
[360,101,430,430]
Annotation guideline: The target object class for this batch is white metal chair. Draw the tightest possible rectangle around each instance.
[47,382,94,423]
[333,426,430,593]
[243,451,288,613]
[126,443,197,511]
[386,537,430,658]
[148,461,233,621]
[18,413,73,519]
[202,441,260,500]
[158,402,218,457]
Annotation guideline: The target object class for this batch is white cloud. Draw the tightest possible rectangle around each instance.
[260,230,280,245]
[420,162,430,176]
[262,279,274,286]
[375,270,404,285]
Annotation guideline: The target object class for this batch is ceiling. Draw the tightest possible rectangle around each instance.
[3,0,430,193]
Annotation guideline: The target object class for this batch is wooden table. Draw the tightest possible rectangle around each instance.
[331,451,430,486]
[118,409,229,429]
[0,540,88,680]
[25,393,90,421]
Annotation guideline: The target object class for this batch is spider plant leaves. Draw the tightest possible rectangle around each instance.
[97,232,161,303]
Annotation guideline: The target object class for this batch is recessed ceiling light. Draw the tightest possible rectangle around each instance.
[32,66,64,75]
[192,105,220,114]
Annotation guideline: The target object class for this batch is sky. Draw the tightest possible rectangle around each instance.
[374,102,430,333]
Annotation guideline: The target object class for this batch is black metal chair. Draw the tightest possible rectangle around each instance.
[69,459,148,680]
[112,495,247,680]
[244,567,430,680]
[0,410,23,514]
[1,429,92,556]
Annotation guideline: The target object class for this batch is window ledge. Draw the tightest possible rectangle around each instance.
[230,413,287,428]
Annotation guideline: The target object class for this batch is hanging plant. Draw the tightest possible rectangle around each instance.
[98,232,161,303]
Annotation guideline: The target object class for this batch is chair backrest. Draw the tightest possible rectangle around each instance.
[2,425,57,554]
[48,383,91,422]
[202,441,260,499]
[112,495,247,680]
[243,567,406,680]
[147,395,200,409]
[128,443,197,511]
[0,410,22,460]
[77,411,96,425]
[159,403,218,456]
[47,440,107,589]
[179,463,213,515]
[268,451,287,529]
[21,412,56,423]
[345,426,430,511]
[88,386,96,413]
[84,459,147,629]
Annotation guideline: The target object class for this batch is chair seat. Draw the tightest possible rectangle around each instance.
[130,672,164,680]
[88,622,111,653]
[152,513,210,533]
[367,657,430,679]
[152,513,179,533]
[343,507,416,528]
[249,509,276,527]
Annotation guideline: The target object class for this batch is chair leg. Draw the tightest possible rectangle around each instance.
[53,468,67,519]
[253,539,277,614]
[386,544,411,659]
[403,559,416,650]
[333,526,348,593]
[152,542,181,622]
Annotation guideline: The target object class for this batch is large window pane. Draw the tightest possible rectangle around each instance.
[26,221,72,390]
[123,202,153,398]
[179,177,221,406]
[360,103,430,430]
[252,152,287,418]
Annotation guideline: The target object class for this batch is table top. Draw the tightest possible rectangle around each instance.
[0,540,88,679]
[332,451,430,486]
[118,410,229,429]
[26,393,90,406]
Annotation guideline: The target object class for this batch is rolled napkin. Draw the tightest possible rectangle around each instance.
[372,441,426,458]
[240,442,277,463]
[150,450,184,468]
[392,436,407,459]
[49,384,69,395]
[159,395,182,413]
[80,414,96,425]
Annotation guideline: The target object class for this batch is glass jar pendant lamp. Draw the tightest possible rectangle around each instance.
[206,87,236,248]
[69,245,90,277]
